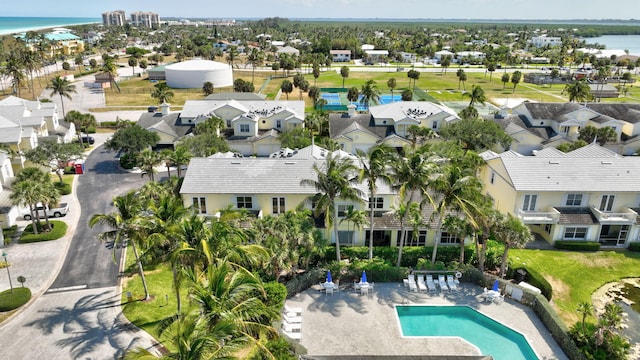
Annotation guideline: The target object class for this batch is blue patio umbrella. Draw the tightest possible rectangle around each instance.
[361,271,367,284]
[492,279,499,291]
[326,270,332,283]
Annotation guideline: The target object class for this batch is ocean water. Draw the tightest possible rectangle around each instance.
[584,35,640,56]
[0,16,100,35]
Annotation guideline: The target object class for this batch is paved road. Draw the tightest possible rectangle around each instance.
[49,140,146,291]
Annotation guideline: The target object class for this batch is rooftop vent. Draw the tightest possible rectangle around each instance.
[548,160,560,164]
[601,161,612,165]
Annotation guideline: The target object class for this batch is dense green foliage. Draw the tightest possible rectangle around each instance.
[510,266,553,300]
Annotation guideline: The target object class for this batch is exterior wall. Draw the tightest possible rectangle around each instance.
[0,159,14,185]
[336,131,381,154]
[165,67,233,89]
[254,137,282,157]
[232,119,258,137]
[479,159,517,213]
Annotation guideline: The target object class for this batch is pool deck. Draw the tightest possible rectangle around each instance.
[285,282,568,359]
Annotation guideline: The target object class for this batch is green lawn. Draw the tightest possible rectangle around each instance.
[120,245,193,347]
[509,249,640,325]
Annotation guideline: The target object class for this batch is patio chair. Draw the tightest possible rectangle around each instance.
[360,285,369,296]
[493,294,505,305]
[283,329,302,340]
[326,286,334,296]
[284,305,303,316]
[408,280,418,292]
[438,275,449,292]
[417,278,427,292]
[446,275,458,291]
[426,277,437,292]
[281,321,302,332]
[403,279,409,288]
[282,313,302,324]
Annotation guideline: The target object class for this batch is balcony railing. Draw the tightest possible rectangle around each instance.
[516,208,560,224]
[590,206,637,224]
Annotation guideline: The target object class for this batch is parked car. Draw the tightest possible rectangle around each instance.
[81,136,95,144]
[22,203,70,220]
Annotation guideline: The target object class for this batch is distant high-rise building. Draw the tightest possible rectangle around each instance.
[130,12,161,28]
[102,10,126,27]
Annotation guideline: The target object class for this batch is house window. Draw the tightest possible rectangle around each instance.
[544,224,552,234]
[272,197,285,214]
[397,230,427,246]
[432,121,438,129]
[566,194,583,206]
[439,231,461,244]
[239,124,250,133]
[192,197,207,214]
[368,197,384,209]
[276,120,282,129]
[236,196,253,209]
[490,171,495,184]
[338,231,354,245]
[599,195,615,212]
[226,120,231,128]
[564,227,587,240]
[337,204,353,217]
[522,194,537,211]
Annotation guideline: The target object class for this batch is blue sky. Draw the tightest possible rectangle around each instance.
[4,0,639,20]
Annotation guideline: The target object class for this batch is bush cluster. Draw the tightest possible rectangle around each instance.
[20,220,68,243]
[54,182,72,195]
[554,241,600,251]
[120,154,137,169]
[628,242,640,252]
[531,295,584,360]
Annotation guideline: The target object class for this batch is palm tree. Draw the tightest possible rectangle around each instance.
[429,163,482,263]
[226,46,239,68]
[89,191,151,300]
[511,70,522,93]
[340,66,349,88]
[48,75,76,117]
[387,78,397,100]
[494,213,533,277]
[66,111,97,145]
[468,196,501,273]
[246,48,263,84]
[576,301,594,330]
[347,86,360,104]
[301,152,363,261]
[407,125,436,148]
[357,145,393,259]
[442,215,475,263]
[202,81,214,96]
[11,167,56,233]
[465,85,486,107]
[280,80,293,100]
[128,57,138,76]
[360,79,381,110]
[150,82,174,104]
[101,56,119,91]
[562,79,592,103]
[137,149,162,181]
[390,148,439,267]
[2,51,26,97]
[340,208,368,246]
[11,181,42,234]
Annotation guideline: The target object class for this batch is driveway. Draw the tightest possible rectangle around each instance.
[0,135,157,358]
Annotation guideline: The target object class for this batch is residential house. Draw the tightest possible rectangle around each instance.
[18,28,85,57]
[530,35,562,48]
[276,46,299,57]
[479,144,640,248]
[329,101,459,154]
[138,98,305,156]
[180,147,458,247]
[330,50,352,63]
[0,152,18,229]
[364,50,389,63]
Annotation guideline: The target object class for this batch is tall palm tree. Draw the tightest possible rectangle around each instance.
[48,75,76,117]
[340,66,349,88]
[170,146,193,178]
[137,149,162,181]
[442,215,475,263]
[2,51,26,97]
[89,191,151,300]
[10,181,42,234]
[390,148,439,267]
[430,163,483,263]
[360,79,381,110]
[387,77,397,100]
[495,213,533,278]
[246,48,263,84]
[357,145,393,259]
[562,79,591,103]
[465,85,486,107]
[11,167,56,233]
[301,152,363,261]
[226,46,239,68]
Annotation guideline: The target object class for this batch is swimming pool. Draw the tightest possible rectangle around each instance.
[355,94,401,110]
[396,305,538,360]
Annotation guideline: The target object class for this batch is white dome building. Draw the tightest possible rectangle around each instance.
[165,60,233,89]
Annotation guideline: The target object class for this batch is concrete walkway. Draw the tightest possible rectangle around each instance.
[286,283,568,359]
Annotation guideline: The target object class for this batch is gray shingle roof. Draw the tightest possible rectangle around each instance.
[498,156,640,192]
[555,207,598,225]
[329,113,392,139]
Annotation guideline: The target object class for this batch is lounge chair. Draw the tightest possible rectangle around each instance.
[283,305,302,316]
[360,285,369,296]
[281,321,302,332]
[325,286,334,296]
[426,276,437,292]
[282,313,302,324]
[403,279,409,288]
[417,278,427,292]
[283,329,302,340]
[408,280,418,292]
[438,275,449,292]
[446,275,458,291]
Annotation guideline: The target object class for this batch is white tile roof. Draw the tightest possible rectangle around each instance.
[369,101,458,123]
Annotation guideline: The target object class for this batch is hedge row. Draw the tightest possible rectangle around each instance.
[554,241,600,251]
[511,266,553,300]
[20,221,68,243]
[54,182,72,195]
[531,294,585,360]
[628,242,640,252]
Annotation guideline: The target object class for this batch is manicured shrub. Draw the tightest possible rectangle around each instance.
[0,287,31,311]
[120,153,137,169]
[86,126,97,134]
[99,121,119,128]
[627,242,640,252]
[20,220,68,243]
[554,241,600,251]
[54,181,72,195]
[263,281,287,308]
[531,294,584,360]
[63,166,75,174]
[2,225,18,244]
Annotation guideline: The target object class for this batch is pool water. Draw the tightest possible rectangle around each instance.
[396,305,538,360]
[355,94,401,110]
